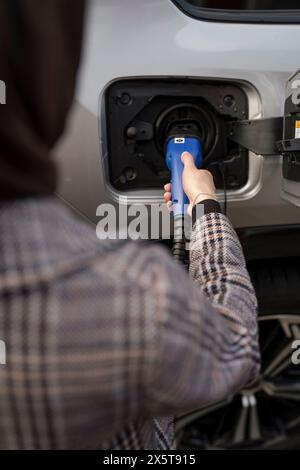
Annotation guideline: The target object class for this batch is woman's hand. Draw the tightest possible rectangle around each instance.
[164,152,217,216]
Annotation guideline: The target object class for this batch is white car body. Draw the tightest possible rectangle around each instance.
[56,0,300,230]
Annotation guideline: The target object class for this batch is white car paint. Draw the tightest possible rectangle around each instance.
[56,0,300,228]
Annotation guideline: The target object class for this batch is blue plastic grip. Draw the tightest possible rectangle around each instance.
[166,137,203,218]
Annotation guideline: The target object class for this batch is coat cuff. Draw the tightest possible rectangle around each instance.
[192,199,222,226]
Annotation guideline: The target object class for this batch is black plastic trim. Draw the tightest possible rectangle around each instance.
[228,117,283,156]
[105,77,249,192]
[172,1,300,24]
[237,225,300,261]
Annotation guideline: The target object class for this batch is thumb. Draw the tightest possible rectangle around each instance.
[181,151,195,170]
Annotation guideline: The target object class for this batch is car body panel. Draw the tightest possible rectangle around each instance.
[56,0,300,228]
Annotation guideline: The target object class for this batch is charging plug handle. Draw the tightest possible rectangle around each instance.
[166,135,203,264]
[166,136,203,218]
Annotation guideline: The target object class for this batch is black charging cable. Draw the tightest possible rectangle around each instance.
[172,216,187,264]
[218,162,228,216]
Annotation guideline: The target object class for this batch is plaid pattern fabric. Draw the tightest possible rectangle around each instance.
[0,198,260,449]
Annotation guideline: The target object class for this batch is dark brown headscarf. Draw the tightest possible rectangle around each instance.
[0,0,86,198]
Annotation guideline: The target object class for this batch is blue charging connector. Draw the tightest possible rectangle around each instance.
[166,136,203,218]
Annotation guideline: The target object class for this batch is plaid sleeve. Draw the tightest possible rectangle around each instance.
[0,200,260,450]
[144,213,260,415]
[190,212,259,335]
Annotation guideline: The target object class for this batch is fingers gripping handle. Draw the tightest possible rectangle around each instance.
[166,137,203,218]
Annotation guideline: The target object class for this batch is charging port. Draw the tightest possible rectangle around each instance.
[155,101,217,156]
[105,78,249,191]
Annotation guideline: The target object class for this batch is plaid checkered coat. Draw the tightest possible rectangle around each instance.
[0,198,260,449]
